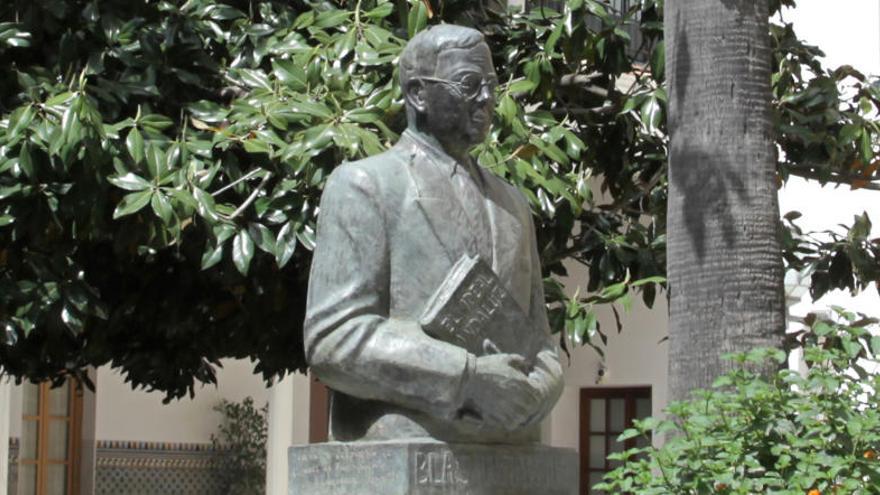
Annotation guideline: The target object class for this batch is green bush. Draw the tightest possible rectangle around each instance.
[598,309,880,494]
[212,396,268,495]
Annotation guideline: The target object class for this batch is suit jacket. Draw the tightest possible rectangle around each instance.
[304,129,563,443]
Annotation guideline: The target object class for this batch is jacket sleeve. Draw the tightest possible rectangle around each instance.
[303,164,470,420]
[524,205,565,419]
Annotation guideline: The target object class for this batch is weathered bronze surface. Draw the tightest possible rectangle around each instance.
[304,24,564,444]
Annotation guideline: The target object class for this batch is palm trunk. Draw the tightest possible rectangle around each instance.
[666,0,786,401]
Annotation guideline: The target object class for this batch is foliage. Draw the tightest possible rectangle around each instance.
[212,396,268,495]
[597,308,880,494]
[0,0,877,398]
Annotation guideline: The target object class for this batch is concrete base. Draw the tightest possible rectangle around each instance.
[288,440,578,495]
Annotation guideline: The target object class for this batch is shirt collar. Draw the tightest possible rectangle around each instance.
[402,128,483,185]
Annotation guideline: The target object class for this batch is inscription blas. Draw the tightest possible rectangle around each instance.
[412,447,563,487]
[415,450,468,486]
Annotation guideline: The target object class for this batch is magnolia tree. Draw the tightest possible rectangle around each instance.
[0,0,877,399]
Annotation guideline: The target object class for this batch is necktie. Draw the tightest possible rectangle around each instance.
[452,162,493,264]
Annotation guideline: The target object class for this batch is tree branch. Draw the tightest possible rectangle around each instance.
[787,169,880,191]
[227,172,273,221]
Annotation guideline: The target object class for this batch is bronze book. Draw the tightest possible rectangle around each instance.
[419,254,543,362]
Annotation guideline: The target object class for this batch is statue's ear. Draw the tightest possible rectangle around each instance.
[403,79,428,113]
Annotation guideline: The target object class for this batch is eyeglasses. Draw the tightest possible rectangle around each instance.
[417,72,499,100]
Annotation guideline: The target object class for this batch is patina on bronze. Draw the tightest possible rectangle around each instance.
[303,24,564,445]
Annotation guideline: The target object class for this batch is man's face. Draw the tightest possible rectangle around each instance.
[422,42,498,148]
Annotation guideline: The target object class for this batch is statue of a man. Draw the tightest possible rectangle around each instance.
[304,24,563,444]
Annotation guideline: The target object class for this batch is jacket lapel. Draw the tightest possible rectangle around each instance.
[483,177,525,293]
[401,135,470,265]
[399,131,526,296]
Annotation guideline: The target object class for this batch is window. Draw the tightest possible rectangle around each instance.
[532,0,648,63]
[19,380,82,495]
[580,387,651,494]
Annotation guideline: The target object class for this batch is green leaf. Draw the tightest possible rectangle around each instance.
[238,69,272,91]
[150,192,173,224]
[631,276,666,287]
[344,108,381,124]
[859,129,873,163]
[651,41,665,82]
[248,223,276,255]
[849,212,871,242]
[233,229,256,275]
[145,144,166,179]
[10,105,35,139]
[61,306,84,335]
[545,21,564,54]
[314,9,351,29]
[126,127,145,164]
[272,60,307,91]
[407,0,428,39]
[207,4,246,20]
[61,105,79,144]
[524,60,542,90]
[113,190,153,219]
[640,96,663,134]
[290,100,334,120]
[275,222,298,268]
[139,114,174,131]
[365,2,394,19]
[243,138,271,154]
[108,173,151,191]
[839,123,860,144]
[18,141,34,179]
[296,224,316,251]
[201,242,223,270]
[537,141,569,165]
[193,188,220,222]
[507,80,536,94]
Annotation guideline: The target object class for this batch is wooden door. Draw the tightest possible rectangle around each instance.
[18,380,82,495]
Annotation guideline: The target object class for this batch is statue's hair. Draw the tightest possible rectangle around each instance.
[399,24,486,88]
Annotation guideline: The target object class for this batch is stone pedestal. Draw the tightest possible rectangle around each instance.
[288,440,578,495]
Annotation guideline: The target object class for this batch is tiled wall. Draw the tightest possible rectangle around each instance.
[7,439,233,495]
[94,441,229,495]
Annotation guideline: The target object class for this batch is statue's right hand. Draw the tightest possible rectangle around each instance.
[460,353,541,430]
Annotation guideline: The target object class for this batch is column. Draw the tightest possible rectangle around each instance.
[0,376,10,495]
[265,373,311,495]
[266,374,293,495]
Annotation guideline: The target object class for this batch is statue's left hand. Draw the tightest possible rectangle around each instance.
[517,349,565,428]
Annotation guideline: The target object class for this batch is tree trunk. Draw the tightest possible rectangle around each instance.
[666,0,786,401]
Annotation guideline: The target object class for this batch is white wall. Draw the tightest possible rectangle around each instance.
[545,289,669,450]
[94,358,271,444]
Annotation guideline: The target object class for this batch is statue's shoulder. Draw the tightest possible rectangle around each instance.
[485,171,531,216]
[324,143,411,195]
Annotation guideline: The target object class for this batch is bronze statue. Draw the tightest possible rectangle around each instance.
[304,24,563,444]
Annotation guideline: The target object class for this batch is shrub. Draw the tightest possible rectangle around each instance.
[598,308,880,494]
[212,397,268,495]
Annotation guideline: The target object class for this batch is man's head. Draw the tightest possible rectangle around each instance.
[400,25,498,154]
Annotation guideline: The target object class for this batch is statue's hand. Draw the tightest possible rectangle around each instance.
[460,353,542,430]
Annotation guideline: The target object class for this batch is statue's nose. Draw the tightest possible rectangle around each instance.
[475,84,494,105]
